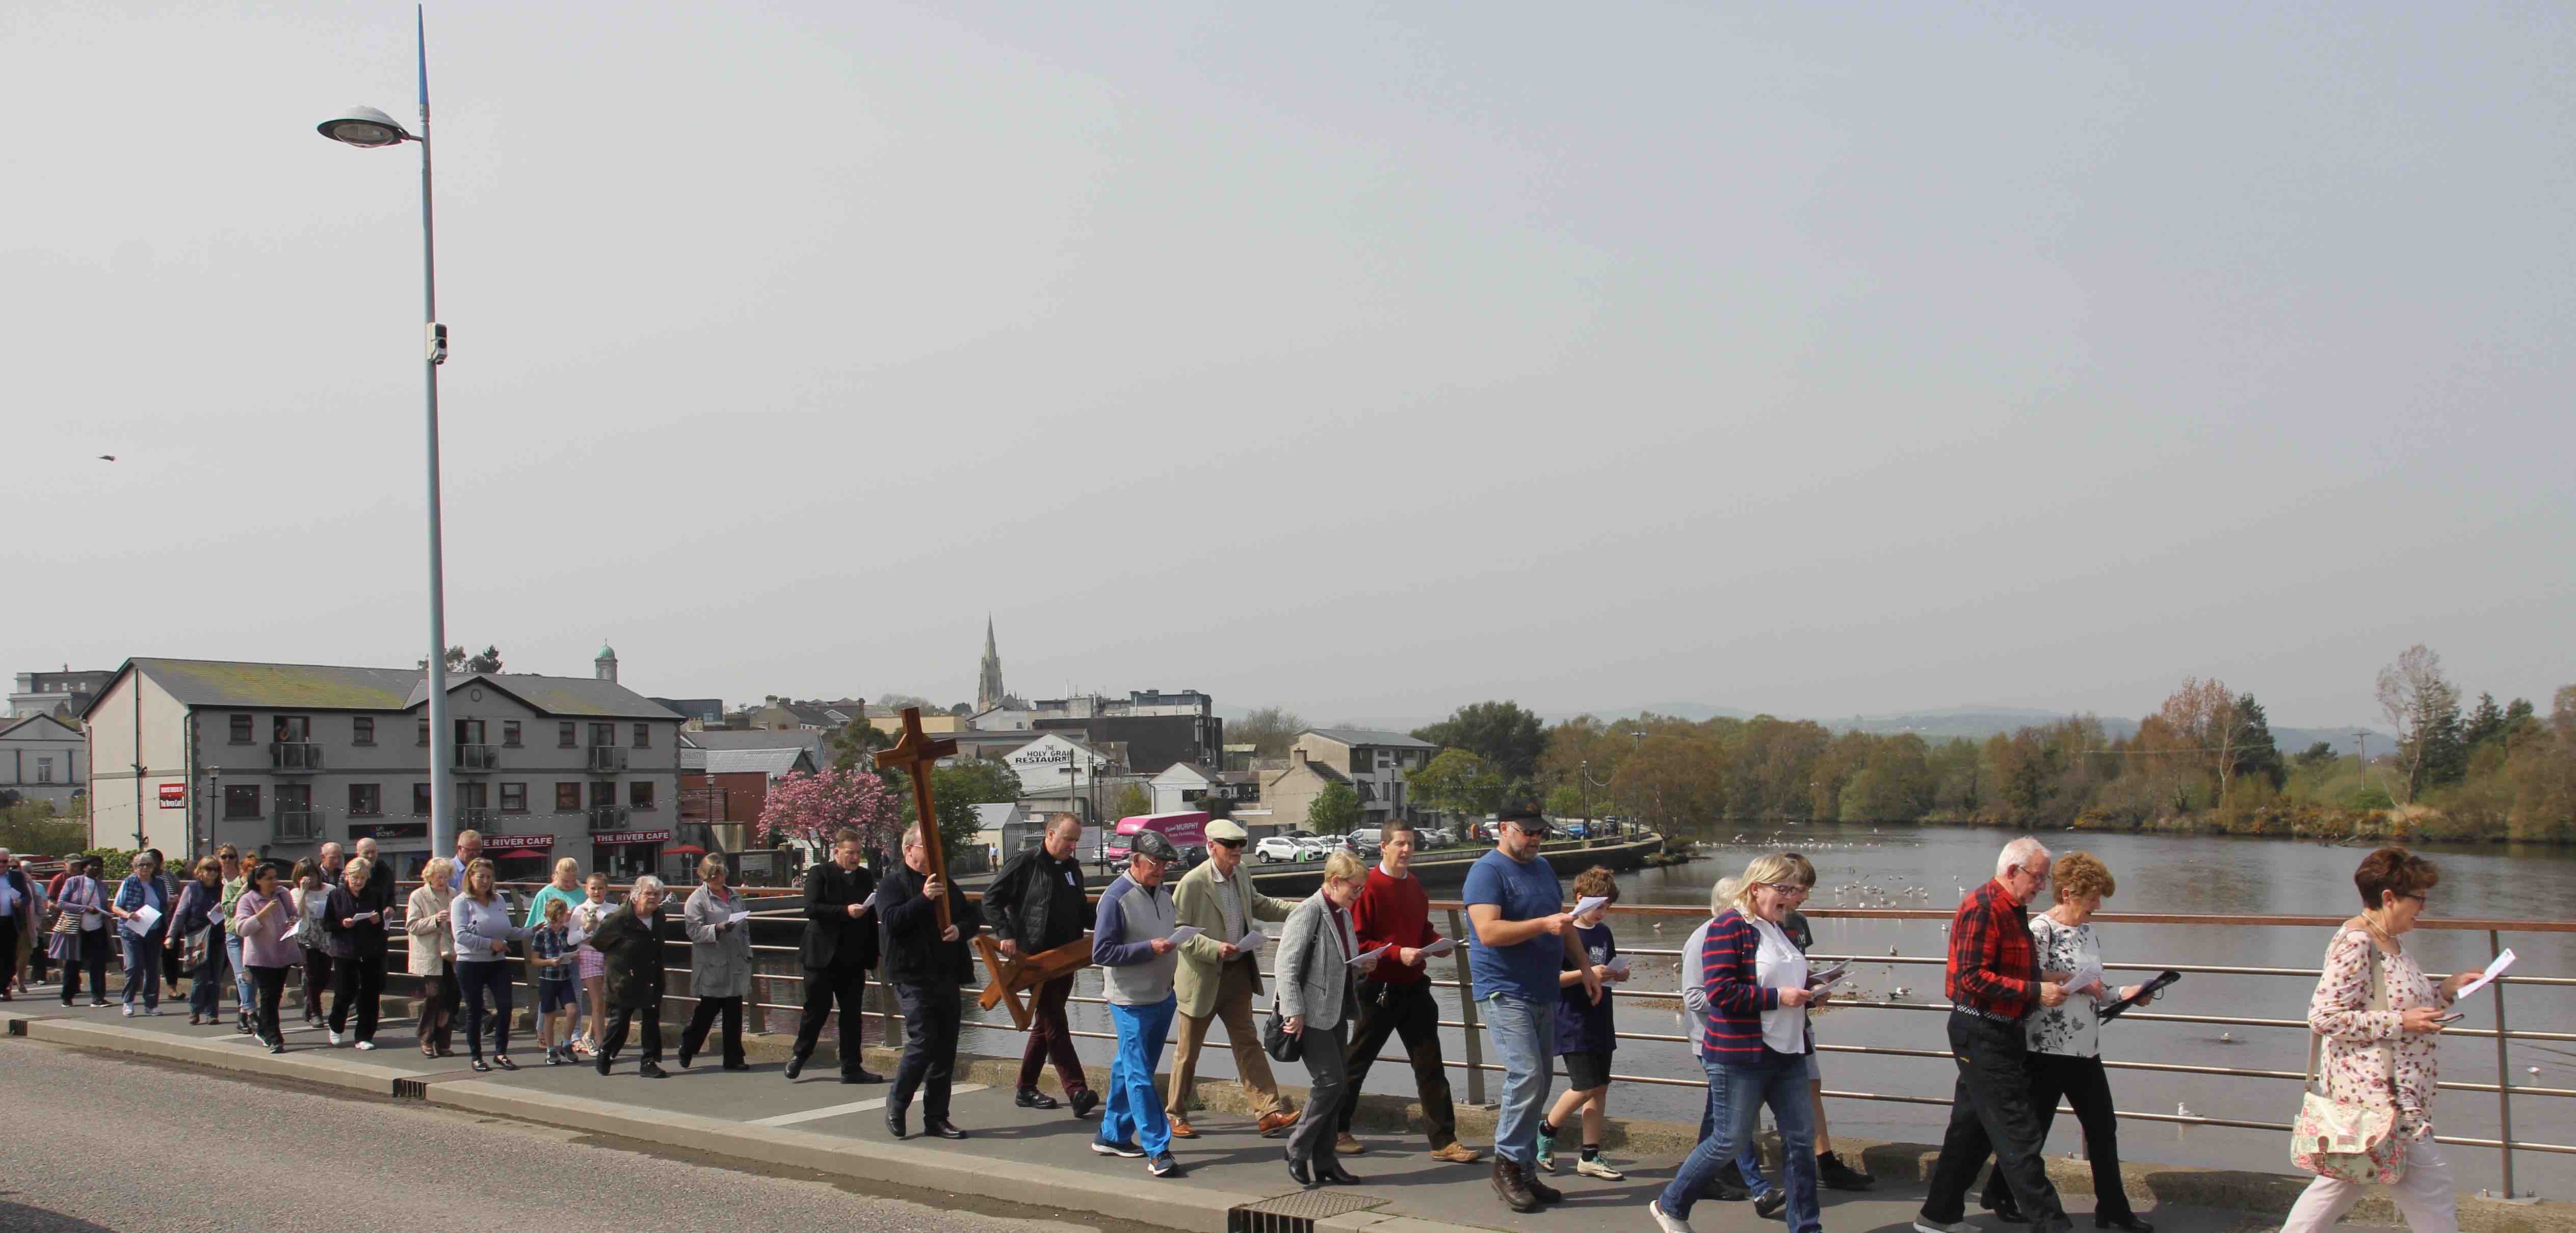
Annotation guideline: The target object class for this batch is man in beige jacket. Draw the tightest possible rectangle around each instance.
[1164,816,1299,1138]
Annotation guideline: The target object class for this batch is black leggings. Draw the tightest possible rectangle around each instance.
[59,930,109,1004]
[250,965,289,1044]
[458,961,515,1059]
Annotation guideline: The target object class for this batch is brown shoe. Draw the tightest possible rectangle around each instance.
[1430,1142,1480,1164]
[1492,1159,1541,1213]
[1256,1110,1298,1137]
[1333,1133,1366,1155]
[1167,1115,1200,1139]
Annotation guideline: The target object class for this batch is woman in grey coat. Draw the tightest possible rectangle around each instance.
[679,855,754,1070]
[1277,850,1380,1187]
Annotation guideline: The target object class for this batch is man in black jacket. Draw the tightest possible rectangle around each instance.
[878,823,984,1140]
[788,828,882,1083]
[978,812,1096,1114]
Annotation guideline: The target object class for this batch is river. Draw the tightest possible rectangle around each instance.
[957,824,2572,1198]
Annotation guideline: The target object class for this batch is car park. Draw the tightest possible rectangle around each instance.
[1252,836,1305,863]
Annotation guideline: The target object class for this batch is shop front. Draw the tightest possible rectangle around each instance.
[482,832,556,881]
[592,828,671,880]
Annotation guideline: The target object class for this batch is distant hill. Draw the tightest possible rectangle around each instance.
[1833,707,2383,757]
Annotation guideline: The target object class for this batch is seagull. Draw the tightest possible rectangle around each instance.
[2530,1066,2543,1078]
[2177,1102,2194,1118]
[97,454,116,462]
[2219,1032,2233,1043]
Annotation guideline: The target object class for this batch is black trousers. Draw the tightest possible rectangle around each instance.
[458,960,514,1059]
[1922,1010,2068,1225]
[602,996,664,1065]
[249,964,289,1045]
[329,951,385,1041]
[1979,1052,2134,1220]
[891,982,962,1121]
[301,947,333,1021]
[60,930,109,1003]
[792,961,872,1077]
[0,918,18,993]
[1336,978,1460,1147]
[681,995,745,1067]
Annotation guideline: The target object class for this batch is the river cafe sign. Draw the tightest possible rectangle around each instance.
[1004,733,1114,793]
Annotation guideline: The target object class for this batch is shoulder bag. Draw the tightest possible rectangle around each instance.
[1263,906,1321,1064]
[2291,933,2407,1184]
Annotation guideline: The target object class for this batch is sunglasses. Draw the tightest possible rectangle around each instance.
[1212,838,1244,849]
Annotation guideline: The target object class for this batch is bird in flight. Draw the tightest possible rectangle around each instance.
[98,454,117,462]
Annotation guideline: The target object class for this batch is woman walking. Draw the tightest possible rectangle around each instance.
[452,858,533,1073]
[406,857,460,1057]
[2280,847,2485,1233]
[1278,850,1375,1188]
[590,875,671,1079]
[231,863,299,1053]
[51,857,112,1007]
[217,846,255,1034]
[166,857,228,1025]
[1653,853,1829,1233]
[323,857,389,1049]
[290,859,333,1027]
[1975,851,2151,1229]
[110,850,170,1016]
[679,856,754,1071]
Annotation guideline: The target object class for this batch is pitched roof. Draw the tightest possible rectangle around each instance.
[1154,761,1219,784]
[87,658,683,720]
[0,713,83,740]
[1269,760,1348,785]
[1302,728,1435,749]
[403,673,684,720]
[684,730,832,753]
[694,747,811,777]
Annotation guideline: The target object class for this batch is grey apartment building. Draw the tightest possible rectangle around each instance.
[85,658,687,880]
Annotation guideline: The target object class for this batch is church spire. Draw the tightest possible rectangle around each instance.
[976,615,1007,712]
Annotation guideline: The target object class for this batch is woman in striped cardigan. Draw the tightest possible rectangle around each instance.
[1652,853,1829,1233]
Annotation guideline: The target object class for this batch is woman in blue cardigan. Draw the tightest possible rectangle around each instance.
[1653,853,1830,1233]
[110,851,171,1016]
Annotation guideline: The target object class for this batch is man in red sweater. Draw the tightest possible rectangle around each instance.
[1333,820,1480,1163]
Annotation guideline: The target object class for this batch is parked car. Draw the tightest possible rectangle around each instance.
[1293,836,1334,861]
[1252,836,1306,864]
[1344,828,1383,859]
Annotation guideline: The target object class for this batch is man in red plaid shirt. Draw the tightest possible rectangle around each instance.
[1915,837,2074,1233]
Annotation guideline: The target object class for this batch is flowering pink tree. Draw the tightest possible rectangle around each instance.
[758,767,902,852]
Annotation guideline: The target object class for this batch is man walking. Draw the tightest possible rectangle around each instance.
[788,828,883,1083]
[878,824,982,1141]
[1914,837,2073,1233]
[1464,801,1598,1214]
[1336,820,1479,1162]
[1165,814,1299,1138]
[1091,831,1186,1179]
[980,812,1099,1116]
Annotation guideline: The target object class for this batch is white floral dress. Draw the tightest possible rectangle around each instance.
[2308,928,2453,1140]
[2021,913,2113,1058]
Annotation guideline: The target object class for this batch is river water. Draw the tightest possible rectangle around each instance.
[957,824,2572,1197]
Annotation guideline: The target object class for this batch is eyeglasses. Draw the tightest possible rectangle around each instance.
[1764,881,1807,895]
[1212,839,1244,849]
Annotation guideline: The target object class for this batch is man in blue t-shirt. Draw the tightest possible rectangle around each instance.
[1462,801,1600,1215]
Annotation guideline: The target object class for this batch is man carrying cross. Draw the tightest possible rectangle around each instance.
[980,811,1099,1116]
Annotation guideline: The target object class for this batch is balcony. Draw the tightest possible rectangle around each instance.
[269,742,324,772]
[586,805,631,830]
[453,743,500,772]
[274,809,322,842]
[587,747,628,773]
[457,807,501,826]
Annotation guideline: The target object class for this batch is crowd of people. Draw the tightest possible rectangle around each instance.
[0,821,2488,1233]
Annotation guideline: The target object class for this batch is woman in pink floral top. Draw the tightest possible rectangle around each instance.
[2282,848,2485,1233]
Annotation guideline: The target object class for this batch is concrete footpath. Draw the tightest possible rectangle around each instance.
[1,998,2529,1233]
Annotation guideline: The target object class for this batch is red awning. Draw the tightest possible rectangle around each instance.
[665,844,706,856]
[493,847,551,860]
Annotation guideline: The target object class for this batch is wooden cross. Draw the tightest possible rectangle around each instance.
[874,707,959,931]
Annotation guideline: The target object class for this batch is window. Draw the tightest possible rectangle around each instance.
[35,757,54,783]
[589,722,613,747]
[348,784,381,817]
[559,721,576,748]
[229,714,253,744]
[352,716,376,745]
[457,718,485,745]
[273,715,310,742]
[501,782,527,813]
[628,780,655,810]
[632,723,650,749]
[417,718,430,746]
[556,782,582,811]
[502,720,522,747]
[459,781,488,810]
[413,783,432,816]
[590,781,617,808]
[225,784,262,819]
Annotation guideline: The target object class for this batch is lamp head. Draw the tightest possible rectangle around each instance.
[318,105,412,148]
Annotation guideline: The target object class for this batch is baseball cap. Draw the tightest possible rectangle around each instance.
[1496,799,1547,828]
[1131,830,1179,862]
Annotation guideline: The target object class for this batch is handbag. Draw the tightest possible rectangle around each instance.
[1262,907,1325,1065]
[2291,932,2407,1184]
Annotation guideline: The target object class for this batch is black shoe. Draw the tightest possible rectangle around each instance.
[2095,1217,2152,1232]
[1320,1160,1361,1186]
[1984,1197,2031,1224]
[1016,1088,1060,1110]
[886,1107,908,1139]
[268,1041,287,1055]
[783,1055,804,1081]
[596,1054,614,1076]
[924,1119,967,1140]
[1523,1171,1563,1204]
[843,1067,884,1084]
[471,1058,492,1073]
[493,1055,518,1071]
[677,1045,694,1069]
[638,1061,668,1079]
[1818,1150,1876,1191]
[722,1061,750,1071]
[1287,1149,1316,1187]
[1756,1187,1789,1219]
[1707,1160,1753,1201]
[1068,1088,1100,1118]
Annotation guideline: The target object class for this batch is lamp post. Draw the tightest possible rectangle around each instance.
[318,6,453,860]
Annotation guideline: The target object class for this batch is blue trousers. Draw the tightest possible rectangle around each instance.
[1662,1052,1821,1233]
[121,933,164,1008]
[1483,993,1557,1167]
[227,925,255,1014]
[1101,996,1176,1157]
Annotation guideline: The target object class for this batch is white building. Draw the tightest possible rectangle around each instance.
[1,713,85,810]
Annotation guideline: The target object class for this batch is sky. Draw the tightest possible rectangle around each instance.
[5,2,2571,731]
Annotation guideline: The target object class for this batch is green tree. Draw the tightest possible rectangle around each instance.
[1609,735,1725,834]
[926,760,1024,855]
[1109,782,1152,821]
[1412,701,1547,783]
[1308,782,1362,835]
[2296,741,2339,769]
[2377,644,2464,804]
[2462,693,2507,749]
[2233,693,2288,791]
[1232,707,1307,759]
[829,715,893,771]
[1543,782,1589,820]
[1408,748,1507,820]
[418,644,503,673]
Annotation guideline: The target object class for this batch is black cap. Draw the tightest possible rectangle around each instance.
[1496,798,1545,825]
[1131,831,1179,862]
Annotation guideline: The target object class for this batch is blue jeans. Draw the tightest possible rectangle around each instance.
[1741,1053,1824,1195]
[1483,993,1557,1167]
[227,926,255,1014]
[121,933,164,1008]
[1102,996,1176,1157]
[1662,1052,1820,1232]
[189,930,226,1017]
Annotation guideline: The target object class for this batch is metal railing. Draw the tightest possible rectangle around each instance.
[454,743,500,771]
[273,809,323,842]
[586,806,631,830]
[588,747,629,773]
[269,741,324,771]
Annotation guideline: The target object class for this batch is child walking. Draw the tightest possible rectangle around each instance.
[530,897,581,1065]
[1538,866,1627,1180]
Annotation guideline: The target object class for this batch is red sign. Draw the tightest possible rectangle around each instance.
[157,783,187,809]
[594,829,671,845]
[481,834,554,851]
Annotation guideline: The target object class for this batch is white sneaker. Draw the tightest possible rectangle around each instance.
[142,1007,162,1016]
[121,1004,135,1017]
[328,1030,345,1046]
[1915,1220,1980,1233]
[1577,1157,1627,1180]
[1650,1199,1695,1233]
[354,1040,376,1052]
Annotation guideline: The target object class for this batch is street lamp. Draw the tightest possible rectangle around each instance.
[318,7,454,860]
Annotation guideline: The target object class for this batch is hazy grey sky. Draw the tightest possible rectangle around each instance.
[7,3,2570,729]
